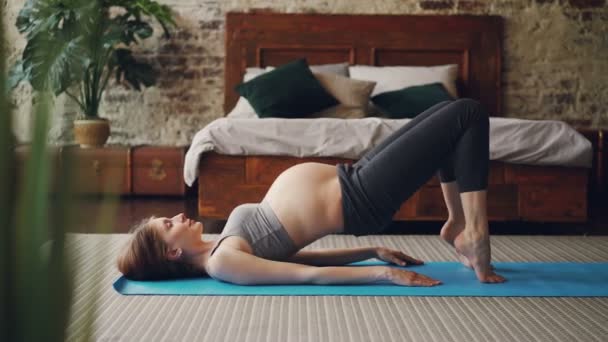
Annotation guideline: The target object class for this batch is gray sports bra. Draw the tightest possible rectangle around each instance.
[209,200,299,261]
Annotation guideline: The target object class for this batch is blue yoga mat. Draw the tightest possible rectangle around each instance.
[112,261,608,297]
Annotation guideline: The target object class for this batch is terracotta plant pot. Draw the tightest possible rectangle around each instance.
[73,118,110,148]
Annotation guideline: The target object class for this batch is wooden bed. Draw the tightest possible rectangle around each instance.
[197,12,590,223]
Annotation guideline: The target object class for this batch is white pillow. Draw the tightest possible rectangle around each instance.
[225,68,266,118]
[244,67,266,81]
[265,62,349,77]
[348,64,459,98]
[225,97,258,118]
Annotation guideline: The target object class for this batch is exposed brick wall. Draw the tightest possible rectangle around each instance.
[420,1,455,10]
[4,0,607,145]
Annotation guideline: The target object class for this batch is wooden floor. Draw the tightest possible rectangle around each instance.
[65,195,608,235]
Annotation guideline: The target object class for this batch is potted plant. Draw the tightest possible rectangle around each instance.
[9,0,176,148]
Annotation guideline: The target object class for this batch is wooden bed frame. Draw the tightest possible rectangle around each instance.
[198,12,590,223]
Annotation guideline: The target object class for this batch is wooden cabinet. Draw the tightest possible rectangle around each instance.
[14,145,62,192]
[64,146,131,194]
[132,146,187,196]
[14,145,190,196]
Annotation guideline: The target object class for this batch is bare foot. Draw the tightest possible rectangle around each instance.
[440,219,473,268]
[454,229,506,283]
[439,219,464,246]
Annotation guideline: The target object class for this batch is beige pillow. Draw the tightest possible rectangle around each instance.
[309,105,368,119]
[312,72,376,109]
[349,64,459,98]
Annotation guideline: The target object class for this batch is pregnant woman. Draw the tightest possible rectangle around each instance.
[117,98,506,286]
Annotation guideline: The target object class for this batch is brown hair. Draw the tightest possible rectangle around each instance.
[116,217,207,280]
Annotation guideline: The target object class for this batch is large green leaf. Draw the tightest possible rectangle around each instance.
[22,30,89,95]
[16,0,53,36]
[15,0,36,34]
[46,148,76,342]
[112,48,156,91]
[14,90,53,341]
[16,0,80,39]
[15,0,99,97]
[0,4,16,341]
[123,20,154,44]
[7,60,26,92]
[103,17,130,49]
[106,0,176,37]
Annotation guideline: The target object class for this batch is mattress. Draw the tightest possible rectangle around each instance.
[66,233,608,342]
[184,117,593,186]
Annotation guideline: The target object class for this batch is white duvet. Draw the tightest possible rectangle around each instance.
[184,117,592,186]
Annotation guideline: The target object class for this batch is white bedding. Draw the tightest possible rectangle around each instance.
[184,117,592,186]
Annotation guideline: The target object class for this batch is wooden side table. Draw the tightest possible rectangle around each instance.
[63,145,131,195]
[14,145,192,197]
[14,145,63,192]
[131,146,188,196]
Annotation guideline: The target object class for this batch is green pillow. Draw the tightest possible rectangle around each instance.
[235,59,339,118]
[371,82,455,119]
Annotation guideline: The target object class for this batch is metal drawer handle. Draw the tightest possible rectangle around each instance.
[92,160,101,175]
[148,159,167,181]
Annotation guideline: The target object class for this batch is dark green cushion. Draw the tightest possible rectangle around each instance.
[371,82,455,119]
[235,59,339,118]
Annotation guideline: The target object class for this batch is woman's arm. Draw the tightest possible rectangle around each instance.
[285,247,377,266]
[208,248,388,285]
[285,247,424,267]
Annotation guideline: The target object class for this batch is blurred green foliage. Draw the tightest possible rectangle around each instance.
[2,1,139,341]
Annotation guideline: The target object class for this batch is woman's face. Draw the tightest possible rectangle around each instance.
[150,213,204,256]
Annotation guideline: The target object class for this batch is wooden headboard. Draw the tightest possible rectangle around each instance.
[225,12,503,116]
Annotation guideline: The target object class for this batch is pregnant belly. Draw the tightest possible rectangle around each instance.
[263,162,343,247]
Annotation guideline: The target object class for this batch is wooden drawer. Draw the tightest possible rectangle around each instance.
[132,146,186,196]
[14,145,62,192]
[426,161,506,185]
[519,185,587,222]
[411,184,518,220]
[64,146,130,194]
[504,164,589,185]
[245,156,351,184]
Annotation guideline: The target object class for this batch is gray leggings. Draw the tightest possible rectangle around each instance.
[337,98,490,236]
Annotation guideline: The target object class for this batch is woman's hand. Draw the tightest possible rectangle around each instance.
[375,247,424,266]
[385,267,442,287]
